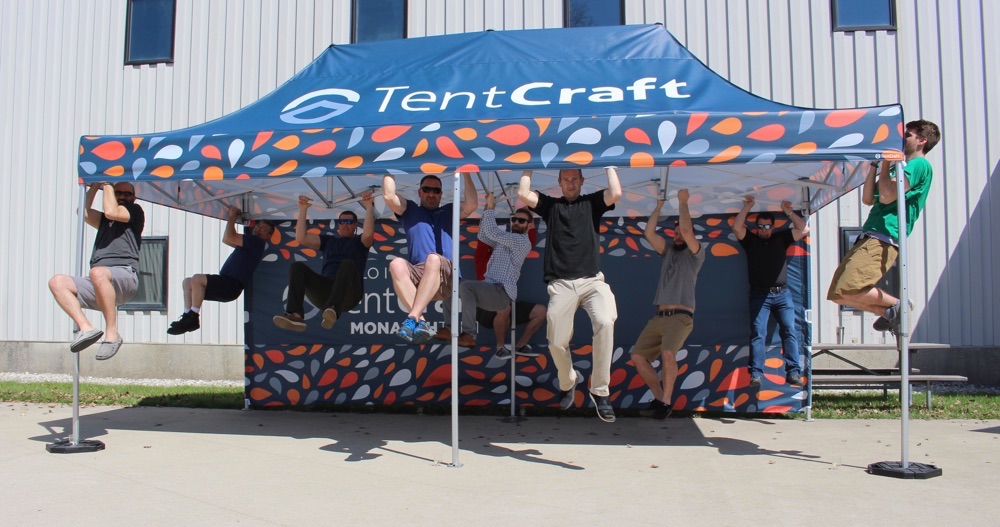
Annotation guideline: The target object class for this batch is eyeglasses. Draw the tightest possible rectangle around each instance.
[757,224,773,230]
[511,217,530,225]
[337,219,357,225]
[114,191,134,197]
[420,186,442,194]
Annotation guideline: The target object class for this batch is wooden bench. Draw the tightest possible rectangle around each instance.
[810,374,968,410]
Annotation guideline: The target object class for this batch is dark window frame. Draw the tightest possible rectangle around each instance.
[838,228,898,312]
[124,0,177,65]
[351,0,408,44]
[122,236,169,312]
[564,0,625,28]
[831,0,896,32]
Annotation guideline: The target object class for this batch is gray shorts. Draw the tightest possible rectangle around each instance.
[72,266,139,309]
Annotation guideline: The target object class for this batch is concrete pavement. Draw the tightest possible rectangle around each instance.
[1,403,998,526]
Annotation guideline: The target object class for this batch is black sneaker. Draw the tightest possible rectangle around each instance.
[651,401,674,420]
[514,344,540,357]
[167,311,200,335]
[786,371,804,387]
[494,347,513,360]
[589,392,616,423]
[749,373,763,388]
[639,399,665,418]
[874,299,913,333]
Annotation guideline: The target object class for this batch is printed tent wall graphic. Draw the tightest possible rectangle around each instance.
[77,24,903,221]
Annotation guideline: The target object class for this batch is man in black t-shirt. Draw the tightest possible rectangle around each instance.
[733,196,810,389]
[273,191,375,332]
[48,182,144,360]
[518,167,622,423]
[167,205,274,335]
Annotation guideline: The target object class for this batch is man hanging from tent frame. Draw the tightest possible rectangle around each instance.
[273,191,375,332]
[733,196,809,389]
[48,181,144,361]
[827,119,941,333]
[167,206,274,335]
[519,167,622,423]
[383,173,478,344]
[630,190,704,419]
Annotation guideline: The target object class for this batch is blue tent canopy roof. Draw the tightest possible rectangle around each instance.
[78,24,904,220]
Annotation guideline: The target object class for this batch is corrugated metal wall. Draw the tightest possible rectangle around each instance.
[1,0,997,347]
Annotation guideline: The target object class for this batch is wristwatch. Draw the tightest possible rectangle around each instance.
[869,160,880,167]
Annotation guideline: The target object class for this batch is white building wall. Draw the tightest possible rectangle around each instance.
[1,0,997,347]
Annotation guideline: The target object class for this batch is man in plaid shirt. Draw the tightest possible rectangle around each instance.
[450,192,532,351]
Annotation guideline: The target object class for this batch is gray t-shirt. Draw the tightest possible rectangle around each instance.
[652,242,705,308]
[90,202,144,272]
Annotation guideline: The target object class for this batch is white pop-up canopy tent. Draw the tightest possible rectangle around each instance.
[69,25,916,470]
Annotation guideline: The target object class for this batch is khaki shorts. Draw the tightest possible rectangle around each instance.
[630,313,694,361]
[827,236,898,300]
[403,257,453,301]
[71,266,139,309]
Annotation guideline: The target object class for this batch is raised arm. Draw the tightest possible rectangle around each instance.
[517,170,539,209]
[732,195,753,240]
[477,192,501,245]
[382,174,407,216]
[222,206,243,248]
[781,200,810,241]
[459,172,478,219]
[102,184,131,223]
[359,190,376,248]
[677,189,700,254]
[643,199,668,255]
[603,166,622,206]
[84,183,102,228]
[861,161,880,206]
[295,196,321,251]
[877,160,908,204]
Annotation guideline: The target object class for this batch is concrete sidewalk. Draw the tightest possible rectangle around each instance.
[1,403,997,526]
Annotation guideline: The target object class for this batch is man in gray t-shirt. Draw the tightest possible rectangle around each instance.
[630,189,705,420]
[48,182,144,361]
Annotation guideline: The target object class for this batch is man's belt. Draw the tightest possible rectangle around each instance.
[752,286,787,294]
[656,308,694,317]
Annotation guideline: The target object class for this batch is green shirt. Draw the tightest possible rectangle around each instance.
[861,157,933,241]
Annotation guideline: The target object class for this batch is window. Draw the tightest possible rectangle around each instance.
[565,0,623,28]
[122,237,168,311]
[124,0,176,65]
[832,0,896,32]
[839,228,897,312]
[352,0,406,43]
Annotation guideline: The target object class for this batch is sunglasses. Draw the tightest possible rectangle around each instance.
[757,224,773,230]
[511,217,530,225]
[337,219,357,225]
[114,191,134,197]
[420,186,442,194]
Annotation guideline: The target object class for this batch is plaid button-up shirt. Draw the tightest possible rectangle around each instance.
[478,209,531,301]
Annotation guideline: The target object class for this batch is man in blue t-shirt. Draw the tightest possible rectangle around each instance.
[273,191,375,332]
[168,206,274,335]
[519,167,622,423]
[383,173,478,344]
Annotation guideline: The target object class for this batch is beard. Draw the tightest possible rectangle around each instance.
[673,239,687,250]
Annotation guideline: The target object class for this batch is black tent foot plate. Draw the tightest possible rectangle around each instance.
[46,438,106,454]
[868,461,942,479]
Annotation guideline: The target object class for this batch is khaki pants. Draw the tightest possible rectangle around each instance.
[546,273,618,396]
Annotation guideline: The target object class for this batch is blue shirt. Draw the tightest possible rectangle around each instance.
[219,233,266,286]
[399,199,455,264]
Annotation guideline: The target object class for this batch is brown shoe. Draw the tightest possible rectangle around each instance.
[321,308,338,329]
[456,332,476,348]
[273,313,306,332]
[434,326,452,341]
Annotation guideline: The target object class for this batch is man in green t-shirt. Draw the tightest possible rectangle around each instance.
[827,120,941,333]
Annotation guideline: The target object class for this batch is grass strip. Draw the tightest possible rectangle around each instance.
[0,381,244,409]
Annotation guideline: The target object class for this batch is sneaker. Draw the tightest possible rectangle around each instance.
[433,326,452,341]
[413,320,434,343]
[167,311,200,335]
[873,299,913,333]
[786,371,804,387]
[321,308,338,330]
[749,373,763,388]
[639,399,665,418]
[494,347,513,360]
[589,392,617,423]
[514,344,540,357]
[273,312,306,332]
[456,332,476,347]
[558,369,583,410]
[396,317,419,342]
[651,401,674,420]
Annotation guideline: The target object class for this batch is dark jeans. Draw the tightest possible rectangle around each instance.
[286,261,363,316]
[748,288,801,376]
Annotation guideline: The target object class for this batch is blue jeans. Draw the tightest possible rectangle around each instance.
[748,288,801,376]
